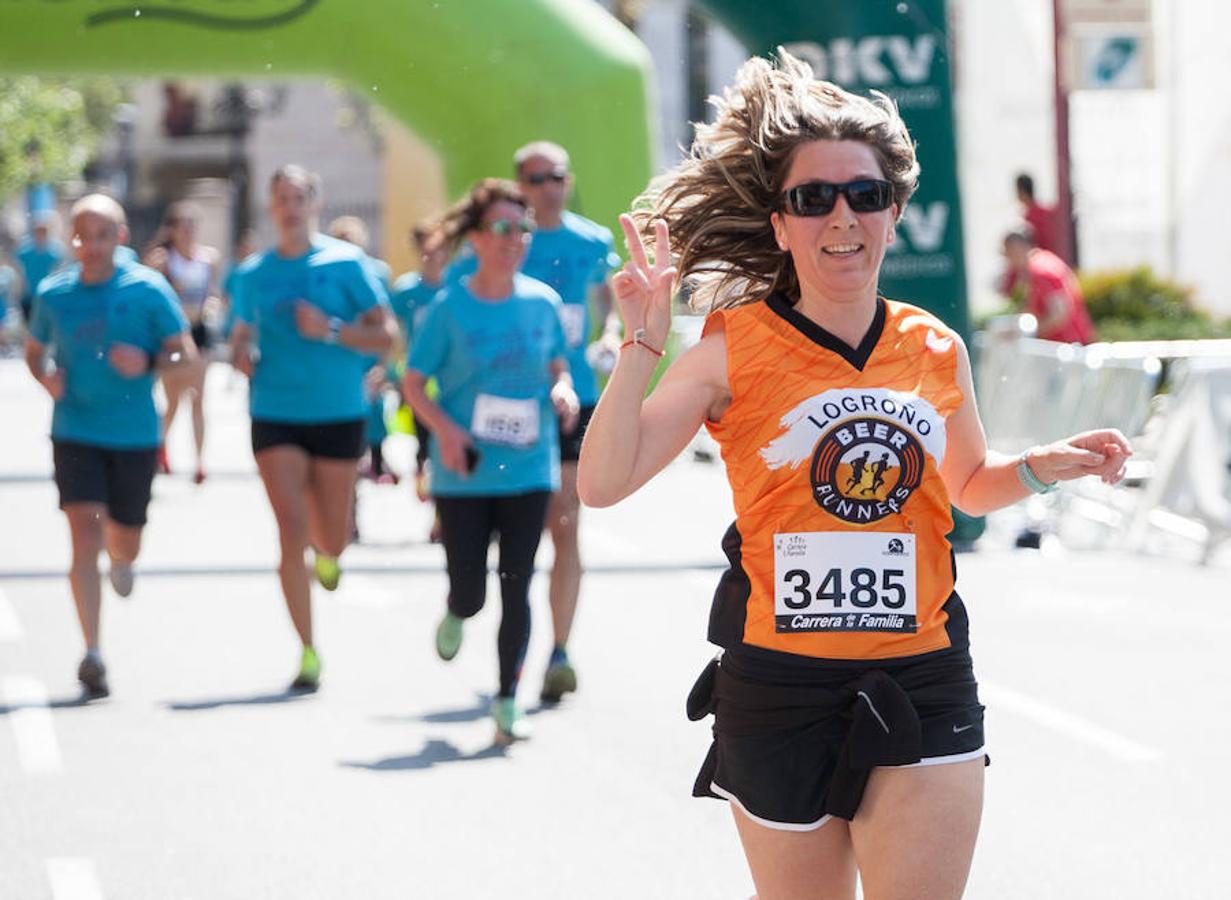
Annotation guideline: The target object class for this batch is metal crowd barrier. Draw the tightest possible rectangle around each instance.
[975,316,1231,561]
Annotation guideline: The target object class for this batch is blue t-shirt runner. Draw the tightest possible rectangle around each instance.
[408,273,568,497]
[390,271,445,341]
[447,210,619,406]
[17,237,67,307]
[231,234,389,423]
[30,263,188,449]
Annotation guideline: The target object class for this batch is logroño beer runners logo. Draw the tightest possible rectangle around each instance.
[760,388,947,524]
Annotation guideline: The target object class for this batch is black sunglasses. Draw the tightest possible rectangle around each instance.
[524,169,568,187]
[779,179,895,216]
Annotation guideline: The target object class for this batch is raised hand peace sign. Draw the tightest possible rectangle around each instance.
[613,215,678,354]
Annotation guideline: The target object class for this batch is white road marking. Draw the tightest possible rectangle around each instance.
[334,574,400,609]
[2,675,64,775]
[981,680,1163,763]
[0,586,23,641]
[46,858,105,900]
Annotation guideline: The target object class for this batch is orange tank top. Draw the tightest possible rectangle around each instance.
[704,294,965,662]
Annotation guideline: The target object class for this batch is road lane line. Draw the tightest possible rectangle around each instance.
[46,858,105,900]
[980,680,1163,763]
[2,675,64,775]
[0,586,23,641]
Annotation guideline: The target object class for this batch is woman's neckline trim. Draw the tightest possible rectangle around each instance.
[766,292,886,372]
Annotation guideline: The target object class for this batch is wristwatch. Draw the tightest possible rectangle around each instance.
[1016,449,1058,494]
[324,317,344,345]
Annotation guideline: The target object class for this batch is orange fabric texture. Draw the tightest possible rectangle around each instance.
[703,297,965,661]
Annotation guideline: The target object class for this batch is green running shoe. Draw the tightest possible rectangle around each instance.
[492,697,530,744]
[435,611,463,661]
[540,660,578,704]
[313,553,341,592]
[290,645,321,692]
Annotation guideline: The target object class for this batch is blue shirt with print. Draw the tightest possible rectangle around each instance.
[231,235,389,424]
[30,263,188,449]
[390,271,445,340]
[408,273,567,497]
[17,237,67,303]
[446,211,619,405]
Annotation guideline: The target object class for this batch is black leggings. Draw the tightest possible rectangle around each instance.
[435,491,551,698]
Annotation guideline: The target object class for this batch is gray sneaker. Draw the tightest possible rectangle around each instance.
[77,655,110,699]
[109,562,134,598]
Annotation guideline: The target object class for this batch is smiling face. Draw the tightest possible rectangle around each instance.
[470,200,531,279]
[771,139,898,306]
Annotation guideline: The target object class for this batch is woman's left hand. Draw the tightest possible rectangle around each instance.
[1026,429,1133,486]
[552,382,581,435]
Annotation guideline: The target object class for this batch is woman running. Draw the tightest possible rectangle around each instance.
[230,165,395,692]
[578,51,1130,899]
[144,201,220,483]
[402,178,578,743]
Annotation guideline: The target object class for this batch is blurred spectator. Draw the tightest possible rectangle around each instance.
[1001,227,1096,345]
[16,209,68,323]
[1015,172,1072,264]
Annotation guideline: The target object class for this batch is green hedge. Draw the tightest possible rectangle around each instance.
[1079,266,1231,341]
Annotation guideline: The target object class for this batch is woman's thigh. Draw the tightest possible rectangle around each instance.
[306,456,358,555]
[849,757,984,900]
[732,805,857,900]
[255,445,311,543]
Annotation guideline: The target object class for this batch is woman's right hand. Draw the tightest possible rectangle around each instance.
[613,216,678,353]
[41,368,66,401]
[437,421,474,476]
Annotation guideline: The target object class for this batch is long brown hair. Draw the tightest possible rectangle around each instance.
[631,49,919,312]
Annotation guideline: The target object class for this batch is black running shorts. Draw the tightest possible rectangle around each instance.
[558,404,595,464]
[250,418,366,460]
[52,441,158,527]
[690,644,987,831]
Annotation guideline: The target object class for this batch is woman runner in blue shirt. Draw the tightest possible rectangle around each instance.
[403,179,579,742]
[229,165,397,692]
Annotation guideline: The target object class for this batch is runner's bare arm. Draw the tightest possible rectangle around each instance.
[549,357,580,434]
[24,335,64,400]
[401,368,472,475]
[229,321,257,378]
[941,336,1131,515]
[579,327,729,508]
[294,302,397,355]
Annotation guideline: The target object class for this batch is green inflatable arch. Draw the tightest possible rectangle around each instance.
[0,0,655,235]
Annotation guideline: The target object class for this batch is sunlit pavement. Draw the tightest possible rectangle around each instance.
[2,360,1228,899]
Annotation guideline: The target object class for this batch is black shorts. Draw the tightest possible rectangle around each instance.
[52,441,158,527]
[251,418,366,460]
[190,320,213,351]
[558,404,595,463]
[690,644,986,831]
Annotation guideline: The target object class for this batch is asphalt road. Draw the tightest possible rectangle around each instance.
[2,361,1228,899]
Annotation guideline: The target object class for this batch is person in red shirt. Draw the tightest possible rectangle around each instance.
[1014,173,1061,257]
[1001,228,1096,344]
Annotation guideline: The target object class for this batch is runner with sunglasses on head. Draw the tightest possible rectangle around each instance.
[25,194,196,698]
[230,165,396,692]
[578,51,1131,899]
[447,142,621,703]
[402,178,578,743]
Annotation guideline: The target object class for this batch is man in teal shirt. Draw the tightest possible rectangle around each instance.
[16,209,67,323]
[514,141,621,703]
[26,194,195,699]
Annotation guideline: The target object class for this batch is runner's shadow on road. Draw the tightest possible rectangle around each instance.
[0,694,98,715]
[340,738,507,771]
[163,689,313,712]
[373,695,551,725]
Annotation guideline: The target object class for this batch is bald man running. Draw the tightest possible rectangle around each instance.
[25,194,196,699]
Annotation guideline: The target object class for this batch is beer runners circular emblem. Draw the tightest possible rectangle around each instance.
[810,417,926,523]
